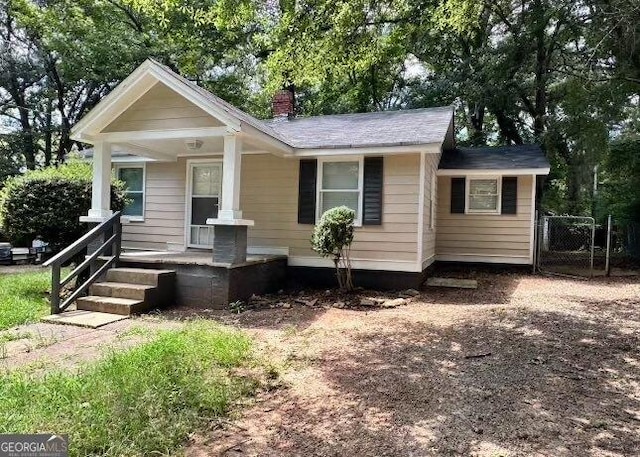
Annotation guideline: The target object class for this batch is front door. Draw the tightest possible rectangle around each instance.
[187,161,222,248]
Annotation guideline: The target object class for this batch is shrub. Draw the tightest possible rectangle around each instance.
[0,160,127,250]
[310,206,355,291]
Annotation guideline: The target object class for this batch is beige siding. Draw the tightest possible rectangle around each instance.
[121,153,422,267]
[121,159,187,250]
[241,153,421,263]
[435,175,533,262]
[103,83,222,132]
[421,153,440,266]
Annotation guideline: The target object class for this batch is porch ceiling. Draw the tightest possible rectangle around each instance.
[114,134,268,160]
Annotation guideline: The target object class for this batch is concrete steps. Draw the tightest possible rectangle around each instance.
[76,267,175,316]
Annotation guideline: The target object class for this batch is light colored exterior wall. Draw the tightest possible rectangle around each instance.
[103,83,223,132]
[241,153,422,270]
[435,175,534,264]
[421,153,440,268]
[121,153,423,271]
[121,159,187,251]
[121,154,537,269]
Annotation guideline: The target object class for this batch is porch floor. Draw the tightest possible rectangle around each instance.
[120,250,286,269]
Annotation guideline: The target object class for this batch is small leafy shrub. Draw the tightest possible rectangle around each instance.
[229,300,246,314]
[0,160,127,250]
[311,206,355,291]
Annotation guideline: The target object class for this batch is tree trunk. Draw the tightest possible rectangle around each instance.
[43,98,53,166]
[468,103,486,146]
[532,0,548,139]
[494,109,524,145]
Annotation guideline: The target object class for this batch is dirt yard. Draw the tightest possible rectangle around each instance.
[183,272,640,457]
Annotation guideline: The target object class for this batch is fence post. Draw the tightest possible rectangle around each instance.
[605,214,612,276]
[589,218,596,278]
[532,210,538,274]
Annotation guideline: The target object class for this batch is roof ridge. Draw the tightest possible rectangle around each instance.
[263,105,454,123]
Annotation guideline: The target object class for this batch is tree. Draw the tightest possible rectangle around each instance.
[311,206,355,291]
[264,0,633,215]
[0,0,265,170]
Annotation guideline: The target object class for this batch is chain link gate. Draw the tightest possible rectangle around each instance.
[535,216,596,277]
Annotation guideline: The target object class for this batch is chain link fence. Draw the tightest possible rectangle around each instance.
[536,216,596,277]
[608,220,640,268]
[535,215,640,278]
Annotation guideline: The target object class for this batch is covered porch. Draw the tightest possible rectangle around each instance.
[71,59,292,266]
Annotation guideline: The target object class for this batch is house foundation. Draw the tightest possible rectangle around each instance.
[117,252,287,308]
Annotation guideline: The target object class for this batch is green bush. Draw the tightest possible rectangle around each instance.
[311,206,355,290]
[0,160,127,250]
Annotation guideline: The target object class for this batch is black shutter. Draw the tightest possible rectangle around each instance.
[501,177,518,215]
[297,159,317,224]
[450,177,465,214]
[363,157,384,225]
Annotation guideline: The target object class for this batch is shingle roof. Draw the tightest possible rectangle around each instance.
[439,144,550,170]
[76,59,454,151]
[263,107,454,149]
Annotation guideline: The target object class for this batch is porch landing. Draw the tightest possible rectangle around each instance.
[119,250,283,268]
[117,250,288,309]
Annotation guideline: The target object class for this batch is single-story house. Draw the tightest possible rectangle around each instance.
[68,59,549,308]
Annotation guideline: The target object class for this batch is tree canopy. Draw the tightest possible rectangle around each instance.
[1,0,638,219]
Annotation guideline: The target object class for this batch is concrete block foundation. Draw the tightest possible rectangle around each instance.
[118,254,287,309]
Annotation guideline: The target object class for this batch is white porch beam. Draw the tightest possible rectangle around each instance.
[114,142,176,162]
[218,135,243,220]
[85,126,236,143]
[81,141,113,222]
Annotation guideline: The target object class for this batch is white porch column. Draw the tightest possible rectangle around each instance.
[218,134,243,220]
[81,141,113,221]
[206,134,254,265]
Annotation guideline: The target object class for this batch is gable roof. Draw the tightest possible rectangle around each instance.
[264,107,454,149]
[71,59,454,154]
[148,60,290,144]
[439,144,550,173]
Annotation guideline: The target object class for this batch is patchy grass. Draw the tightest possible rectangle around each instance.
[0,321,261,456]
[0,270,51,329]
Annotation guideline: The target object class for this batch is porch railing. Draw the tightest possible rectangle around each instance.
[43,211,122,314]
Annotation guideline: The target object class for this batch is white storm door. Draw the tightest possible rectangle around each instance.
[187,161,222,248]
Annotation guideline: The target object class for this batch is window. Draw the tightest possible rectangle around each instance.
[317,159,363,224]
[117,165,145,220]
[467,177,500,213]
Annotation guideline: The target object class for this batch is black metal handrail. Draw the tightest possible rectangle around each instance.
[43,211,122,314]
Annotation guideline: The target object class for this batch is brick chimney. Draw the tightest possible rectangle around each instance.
[272,86,295,118]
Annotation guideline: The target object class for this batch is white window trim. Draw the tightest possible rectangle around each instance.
[430,169,437,230]
[115,163,146,221]
[316,156,364,227]
[465,175,502,215]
